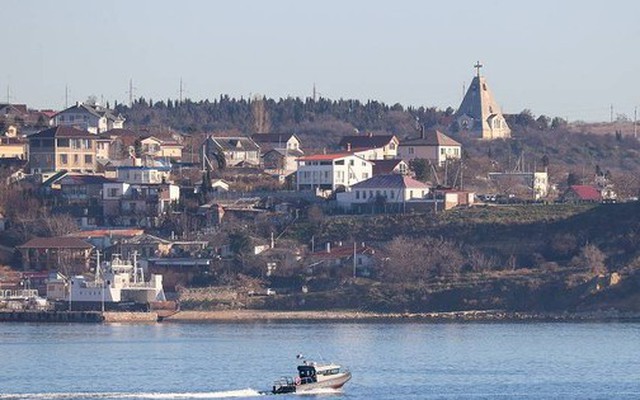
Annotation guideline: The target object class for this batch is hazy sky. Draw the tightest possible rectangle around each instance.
[4,0,640,121]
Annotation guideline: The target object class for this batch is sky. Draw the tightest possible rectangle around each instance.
[4,0,640,122]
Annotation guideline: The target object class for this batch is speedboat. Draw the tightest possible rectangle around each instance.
[269,357,352,394]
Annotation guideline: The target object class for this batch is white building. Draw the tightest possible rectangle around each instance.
[398,129,461,166]
[116,166,172,184]
[455,62,511,140]
[51,103,125,134]
[336,174,430,210]
[488,171,549,199]
[339,134,399,160]
[296,153,373,193]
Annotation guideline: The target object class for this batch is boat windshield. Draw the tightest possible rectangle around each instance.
[297,366,316,378]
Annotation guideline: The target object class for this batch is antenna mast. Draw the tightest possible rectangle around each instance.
[128,78,136,107]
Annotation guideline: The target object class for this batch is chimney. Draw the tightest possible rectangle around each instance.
[325,242,331,253]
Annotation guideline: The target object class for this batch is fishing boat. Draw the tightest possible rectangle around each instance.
[269,356,351,395]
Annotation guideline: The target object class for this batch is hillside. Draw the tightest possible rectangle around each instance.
[271,202,640,313]
[118,97,640,198]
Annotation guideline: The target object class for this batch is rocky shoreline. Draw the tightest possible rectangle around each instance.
[163,309,640,323]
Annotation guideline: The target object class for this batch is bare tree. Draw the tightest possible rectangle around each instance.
[571,244,607,276]
[251,95,271,134]
[381,236,464,282]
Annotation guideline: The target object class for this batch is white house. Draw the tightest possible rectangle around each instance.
[116,165,172,184]
[339,134,399,160]
[296,153,373,193]
[397,129,461,166]
[102,181,180,227]
[251,133,302,153]
[51,102,125,134]
[205,136,260,167]
[140,136,184,159]
[336,174,430,210]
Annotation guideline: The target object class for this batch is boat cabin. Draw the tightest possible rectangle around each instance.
[298,362,342,384]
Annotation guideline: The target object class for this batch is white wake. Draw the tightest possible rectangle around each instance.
[0,389,264,400]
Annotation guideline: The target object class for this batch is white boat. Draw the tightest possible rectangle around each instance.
[66,253,166,310]
[269,357,352,395]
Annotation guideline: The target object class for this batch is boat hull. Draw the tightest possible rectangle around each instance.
[272,372,351,394]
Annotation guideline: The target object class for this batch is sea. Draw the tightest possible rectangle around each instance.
[0,321,639,399]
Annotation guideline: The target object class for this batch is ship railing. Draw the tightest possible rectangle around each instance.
[0,289,40,299]
[273,376,295,388]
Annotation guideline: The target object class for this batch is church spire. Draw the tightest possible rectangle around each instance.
[454,62,511,140]
[474,61,483,78]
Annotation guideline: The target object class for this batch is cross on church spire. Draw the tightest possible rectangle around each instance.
[474,61,483,77]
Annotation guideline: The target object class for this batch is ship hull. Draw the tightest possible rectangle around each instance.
[272,372,351,394]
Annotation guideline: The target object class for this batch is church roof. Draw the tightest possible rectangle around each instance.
[455,63,511,139]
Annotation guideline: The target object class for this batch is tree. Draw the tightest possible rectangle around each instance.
[515,109,535,127]
[536,115,550,130]
[133,138,143,158]
[571,244,607,276]
[551,117,567,129]
[409,159,429,182]
[251,95,271,133]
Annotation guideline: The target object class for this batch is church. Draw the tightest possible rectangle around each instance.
[455,62,511,140]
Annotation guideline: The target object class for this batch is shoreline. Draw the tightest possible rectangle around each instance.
[162,309,640,323]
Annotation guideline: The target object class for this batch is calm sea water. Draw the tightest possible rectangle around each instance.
[0,321,639,399]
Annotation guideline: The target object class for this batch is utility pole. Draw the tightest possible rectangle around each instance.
[610,104,614,123]
[179,78,184,104]
[128,78,135,107]
[635,107,638,139]
[65,85,69,108]
[353,242,357,279]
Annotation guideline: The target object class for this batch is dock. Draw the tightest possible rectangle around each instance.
[0,310,104,323]
[0,310,160,323]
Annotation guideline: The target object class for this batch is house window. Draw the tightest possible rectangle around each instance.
[410,190,414,198]
[390,143,396,150]
[73,154,79,165]
[109,188,119,197]
[355,191,360,199]
[409,147,414,155]
[349,160,354,166]
[57,139,70,147]
[59,154,68,165]
[84,155,93,164]
[369,190,374,198]
[362,173,368,179]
